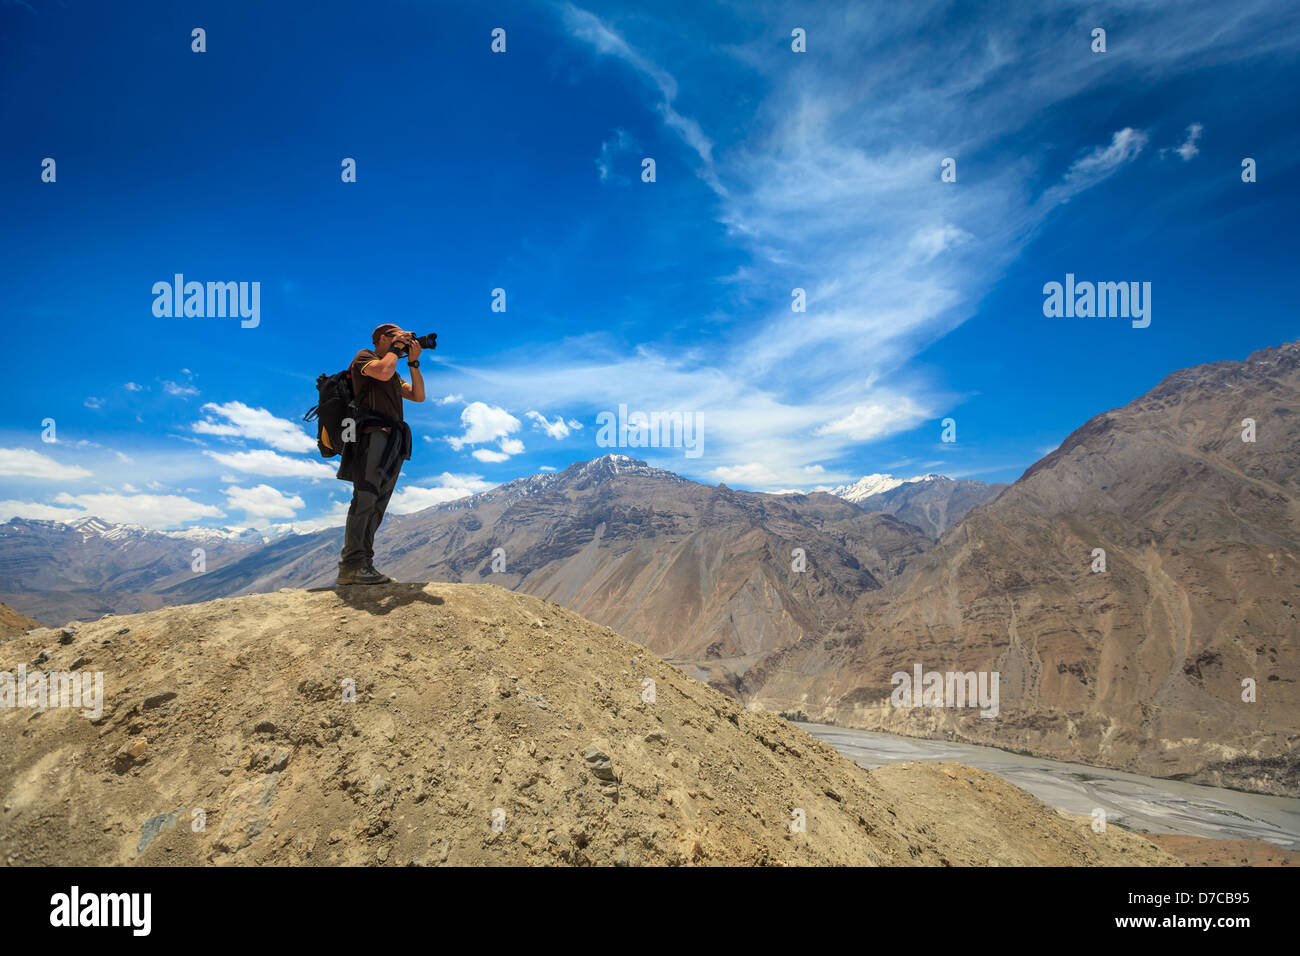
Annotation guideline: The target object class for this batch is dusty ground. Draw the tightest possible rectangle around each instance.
[1,583,1181,866]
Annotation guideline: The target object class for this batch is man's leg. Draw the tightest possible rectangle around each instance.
[339,432,388,574]
[364,447,403,573]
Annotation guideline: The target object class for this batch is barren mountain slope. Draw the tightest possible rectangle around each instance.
[153,457,933,687]
[0,583,1176,866]
[745,342,1300,795]
[848,476,1009,538]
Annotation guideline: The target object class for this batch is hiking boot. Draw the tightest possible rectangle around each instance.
[337,565,388,586]
[364,563,394,584]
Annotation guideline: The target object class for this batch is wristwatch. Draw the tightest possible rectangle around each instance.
[407,360,419,368]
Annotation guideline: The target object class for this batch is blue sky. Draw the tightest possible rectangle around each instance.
[2,0,1298,531]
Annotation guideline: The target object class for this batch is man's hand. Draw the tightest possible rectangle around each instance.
[405,333,422,361]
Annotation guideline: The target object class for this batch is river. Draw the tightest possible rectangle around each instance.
[801,722,1300,848]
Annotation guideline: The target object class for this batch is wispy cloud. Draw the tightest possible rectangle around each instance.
[526,410,575,439]
[0,447,93,480]
[1161,121,1204,161]
[163,380,199,398]
[1038,128,1149,210]
[467,1,1263,490]
[562,2,724,195]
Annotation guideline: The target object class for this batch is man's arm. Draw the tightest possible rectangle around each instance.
[400,335,425,402]
[361,351,399,381]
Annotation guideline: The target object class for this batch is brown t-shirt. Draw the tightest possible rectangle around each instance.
[351,349,405,430]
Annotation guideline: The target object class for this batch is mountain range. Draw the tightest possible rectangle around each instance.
[147,455,934,689]
[3,342,1297,793]
[0,516,264,622]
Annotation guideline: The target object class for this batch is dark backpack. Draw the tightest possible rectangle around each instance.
[303,369,356,458]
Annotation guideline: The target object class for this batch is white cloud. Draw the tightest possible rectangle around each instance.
[84,397,104,410]
[0,447,93,480]
[435,394,465,406]
[0,499,86,522]
[163,380,199,397]
[815,395,931,442]
[223,483,306,519]
[526,411,573,439]
[204,449,335,479]
[1038,128,1149,209]
[712,463,779,485]
[122,483,139,493]
[472,448,510,463]
[193,401,316,453]
[20,492,226,528]
[388,473,495,514]
[124,382,144,392]
[1176,122,1204,161]
[446,402,522,451]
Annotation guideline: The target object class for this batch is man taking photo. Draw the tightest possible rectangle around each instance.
[336,323,425,585]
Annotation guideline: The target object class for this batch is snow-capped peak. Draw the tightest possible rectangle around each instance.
[827,474,907,502]
[827,472,951,503]
[68,517,151,542]
[69,516,114,535]
[165,526,270,545]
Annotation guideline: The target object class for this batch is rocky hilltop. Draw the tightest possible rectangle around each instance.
[0,583,1177,866]
[745,342,1300,795]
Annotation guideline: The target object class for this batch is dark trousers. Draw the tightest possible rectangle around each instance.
[340,430,403,569]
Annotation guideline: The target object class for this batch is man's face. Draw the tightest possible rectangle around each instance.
[376,328,403,354]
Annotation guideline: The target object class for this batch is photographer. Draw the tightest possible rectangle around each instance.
[336,323,425,585]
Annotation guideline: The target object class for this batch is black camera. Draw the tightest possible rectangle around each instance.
[392,332,436,357]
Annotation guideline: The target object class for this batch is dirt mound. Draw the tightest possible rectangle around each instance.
[0,583,1179,866]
